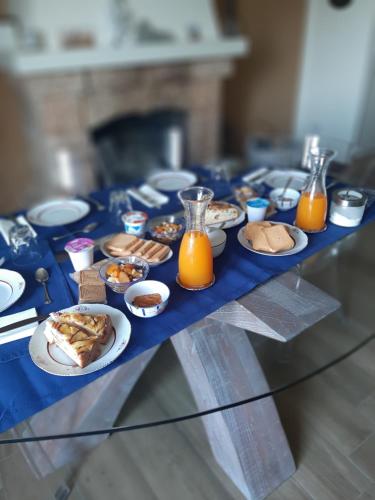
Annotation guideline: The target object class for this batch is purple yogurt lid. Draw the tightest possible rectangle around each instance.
[65,238,94,253]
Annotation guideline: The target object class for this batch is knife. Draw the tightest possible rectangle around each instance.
[0,315,48,335]
[80,195,106,212]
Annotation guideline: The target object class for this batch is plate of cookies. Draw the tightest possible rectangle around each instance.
[237,221,308,257]
[100,233,173,267]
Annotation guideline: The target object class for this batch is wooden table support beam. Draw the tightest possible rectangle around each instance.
[172,318,296,500]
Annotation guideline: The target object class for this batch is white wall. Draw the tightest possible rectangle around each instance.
[294,0,375,151]
[357,51,375,148]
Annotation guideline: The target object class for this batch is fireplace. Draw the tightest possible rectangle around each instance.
[91,107,187,185]
[21,60,233,189]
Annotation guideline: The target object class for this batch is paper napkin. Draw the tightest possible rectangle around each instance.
[127,185,169,208]
[0,216,37,245]
[242,167,270,184]
[0,308,38,345]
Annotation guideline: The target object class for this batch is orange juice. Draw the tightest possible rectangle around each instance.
[178,230,213,289]
[295,192,327,232]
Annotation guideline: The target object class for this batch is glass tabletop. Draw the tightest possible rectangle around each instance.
[1,220,374,445]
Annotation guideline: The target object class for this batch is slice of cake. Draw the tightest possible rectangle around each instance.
[205,202,239,226]
[49,312,113,344]
[45,321,101,368]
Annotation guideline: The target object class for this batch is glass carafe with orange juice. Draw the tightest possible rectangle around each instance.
[295,148,336,233]
[177,186,215,290]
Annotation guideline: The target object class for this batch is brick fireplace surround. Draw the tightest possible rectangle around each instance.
[21,59,233,193]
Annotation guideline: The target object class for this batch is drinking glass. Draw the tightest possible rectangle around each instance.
[9,225,41,267]
[209,162,231,198]
[109,190,133,226]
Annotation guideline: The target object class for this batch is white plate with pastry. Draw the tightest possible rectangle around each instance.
[29,304,131,376]
[237,221,308,257]
[100,233,173,267]
[205,201,245,229]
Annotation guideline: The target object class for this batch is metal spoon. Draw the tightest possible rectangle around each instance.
[277,177,293,201]
[52,222,98,241]
[35,268,52,304]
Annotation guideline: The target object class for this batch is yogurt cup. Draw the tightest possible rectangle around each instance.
[65,238,94,271]
[246,198,270,222]
[122,211,148,237]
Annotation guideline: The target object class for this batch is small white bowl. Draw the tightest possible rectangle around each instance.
[269,188,300,211]
[207,228,227,258]
[124,280,170,318]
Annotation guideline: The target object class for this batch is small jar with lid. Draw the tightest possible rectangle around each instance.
[329,189,367,227]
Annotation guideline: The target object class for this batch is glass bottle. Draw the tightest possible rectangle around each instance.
[177,186,215,290]
[295,147,336,233]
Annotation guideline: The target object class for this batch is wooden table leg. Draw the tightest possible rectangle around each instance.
[15,345,159,478]
[171,318,296,500]
[208,271,340,341]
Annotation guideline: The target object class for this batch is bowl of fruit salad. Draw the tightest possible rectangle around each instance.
[148,215,185,244]
[99,256,149,294]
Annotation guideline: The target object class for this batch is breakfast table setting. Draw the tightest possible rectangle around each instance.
[0,150,375,499]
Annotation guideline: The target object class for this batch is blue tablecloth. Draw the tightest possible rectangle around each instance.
[0,170,375,433]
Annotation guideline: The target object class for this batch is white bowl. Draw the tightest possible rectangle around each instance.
[269,188,300,211]
[124,280,170,318]
[207,228,227,258]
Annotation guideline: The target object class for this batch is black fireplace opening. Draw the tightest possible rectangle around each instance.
[90,108,187,187]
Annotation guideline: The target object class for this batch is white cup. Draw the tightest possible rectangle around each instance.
[65,238,94,271]
[246,198,270,222]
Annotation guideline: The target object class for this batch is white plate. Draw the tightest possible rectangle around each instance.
[29,304,131,376]
[207,204,246,229]
[27,199,90,227]
[237,222,308,257]
[263,170,309,191]
[0,269,25,313]
[147,170,197,192]
[100,236,173,267]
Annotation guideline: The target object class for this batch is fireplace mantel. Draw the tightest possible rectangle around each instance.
[12,37,248,75]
